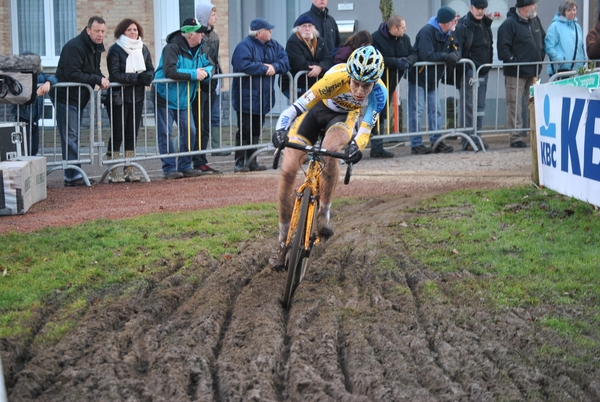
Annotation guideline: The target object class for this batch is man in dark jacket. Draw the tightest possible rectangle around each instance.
[283,15,333,100]
[231,18,290,172]
[408,6,461,155]
[370,14,417,158]
[52,16,111,186]
[497,0,545,148]
[299,0,340,55]
[455,0,493,151]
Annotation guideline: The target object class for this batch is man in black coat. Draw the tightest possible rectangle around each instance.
[52,16,111,186]
[454,0,493,151]
[497,0,545,148]
[283,15,333,100]
[299,0,340,55]
[370,15,418,158]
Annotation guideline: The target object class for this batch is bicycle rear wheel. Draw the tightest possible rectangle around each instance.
[283,187,313,308]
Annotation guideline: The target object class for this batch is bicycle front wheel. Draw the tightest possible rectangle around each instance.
[283,187,313,308]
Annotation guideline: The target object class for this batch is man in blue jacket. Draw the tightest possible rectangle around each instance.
[153,18,213,180]
[231,18,290,172]
[408,6,460,155]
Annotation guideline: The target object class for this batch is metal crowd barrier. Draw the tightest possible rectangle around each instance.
[2,58,599,185]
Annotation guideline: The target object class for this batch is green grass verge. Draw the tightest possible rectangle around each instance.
[0,204,277,338]
[399,185,600,354]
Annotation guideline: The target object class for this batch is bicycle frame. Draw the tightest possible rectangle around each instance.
[273,139,352,308]
[286,155,323,252]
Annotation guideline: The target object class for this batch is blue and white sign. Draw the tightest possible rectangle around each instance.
[534,84,600,207]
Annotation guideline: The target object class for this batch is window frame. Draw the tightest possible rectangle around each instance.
[10,0,76,67]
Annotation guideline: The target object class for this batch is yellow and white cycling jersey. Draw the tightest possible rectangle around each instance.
[276,63,388,150]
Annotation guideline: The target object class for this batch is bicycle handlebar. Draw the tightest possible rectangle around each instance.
[272,139,353,184]
[281,140,349,159]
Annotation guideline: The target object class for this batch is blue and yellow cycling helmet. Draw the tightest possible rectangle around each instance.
[346,46,384,83]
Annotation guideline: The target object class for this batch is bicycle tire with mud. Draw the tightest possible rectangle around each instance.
[282,187,312,308]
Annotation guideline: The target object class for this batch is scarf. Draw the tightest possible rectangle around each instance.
[116,35,146,73]
[296,32,316,58]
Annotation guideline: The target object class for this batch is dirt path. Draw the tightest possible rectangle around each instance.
[3,147,598,400]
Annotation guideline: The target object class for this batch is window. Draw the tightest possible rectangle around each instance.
[179,0,196,26]
[11,0,77,67]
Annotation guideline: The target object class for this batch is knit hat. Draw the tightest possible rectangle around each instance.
[294,15,315,27]
[437,6,457,24]
[250,18,275,31]
[181,18,208,34]
[516,0,538,7]
[471,0,488,8]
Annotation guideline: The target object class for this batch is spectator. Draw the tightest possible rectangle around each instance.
[407,6,460,155]
[105,18,154,183]
[586,12,600,60]
[299,0,340,56]
[231,18,290,173]
[153,18,212,180]
[454,0,493,151]
[12,52,58,157]
[51,16,111,187]
[545,0,585,76]
[333,31,372,64]
[497,0,545,148]
[282,15,333,99]
[192,2,223,173]
[370,15,417,158]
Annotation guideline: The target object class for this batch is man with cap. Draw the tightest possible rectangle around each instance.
[282,14,334,99]
[497,0,545,148]
[231,18,290,173]
[370,14,418,158]
[299,0,340,56]
[153,18,213,180]
[455,0,494,151]
[407,6,461,155]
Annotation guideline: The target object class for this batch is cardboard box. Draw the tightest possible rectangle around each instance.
[0,156,47,215]
[0,159,32,215]
[15,156,47,205]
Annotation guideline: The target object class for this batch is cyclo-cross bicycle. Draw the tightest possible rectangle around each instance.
[272,137,353,308]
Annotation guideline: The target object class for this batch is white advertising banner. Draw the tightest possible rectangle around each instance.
[534,84,600,207]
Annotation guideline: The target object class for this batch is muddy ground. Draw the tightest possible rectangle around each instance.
[1,144,599,401]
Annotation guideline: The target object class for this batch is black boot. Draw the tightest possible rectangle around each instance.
[234,151,249,173]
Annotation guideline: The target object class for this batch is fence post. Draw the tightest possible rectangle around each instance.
[528,97,539,185]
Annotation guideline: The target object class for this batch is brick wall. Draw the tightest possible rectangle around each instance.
[0,0,11,56]
[0,0,230,75]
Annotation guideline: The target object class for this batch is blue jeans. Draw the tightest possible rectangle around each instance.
[54,101,83,181]
[156,105,196,174]
[459,70,489,138]
[408,82,442,148]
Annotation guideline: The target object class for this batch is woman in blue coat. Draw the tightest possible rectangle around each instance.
[545,0,586,76]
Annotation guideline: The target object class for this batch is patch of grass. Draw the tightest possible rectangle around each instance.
[400,185,600,350]
[35,320,76,345]
[0,204,277,338]
[419,280,444,304]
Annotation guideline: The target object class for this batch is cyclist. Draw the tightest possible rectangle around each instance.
[269,45,387,269]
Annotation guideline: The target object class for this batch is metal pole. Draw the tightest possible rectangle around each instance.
[0,356,8,402]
